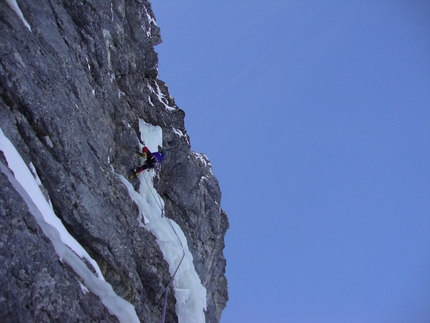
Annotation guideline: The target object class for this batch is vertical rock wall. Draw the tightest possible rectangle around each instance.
[0,1,229,322]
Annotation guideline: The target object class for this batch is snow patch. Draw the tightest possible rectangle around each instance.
[0,128,139,323]
[143,5,157,37]
[144,6,157,26]
[5,0,31,32]
[147,82,176,111]
[85,56,91,71]
[193,152,213,176]
[193,152,213,169]
[172,128,185,137]
[200,175,211,182]
[148,96,154,107]
[173,128,190,146]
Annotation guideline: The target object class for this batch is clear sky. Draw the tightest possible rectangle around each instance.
[151,1,430,322]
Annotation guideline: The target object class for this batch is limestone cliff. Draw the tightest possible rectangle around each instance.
[0,1,229,322]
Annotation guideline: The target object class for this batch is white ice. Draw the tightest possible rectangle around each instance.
[143,5,157,37]
[0,128,104,278]
[143,5,157,26]
[118,119,207,323]
[5,0,31,32]
[148,95,155,107]
[0,128,139,323]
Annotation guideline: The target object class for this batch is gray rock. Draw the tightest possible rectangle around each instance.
[0,0,228,322]
[0,169,118,323]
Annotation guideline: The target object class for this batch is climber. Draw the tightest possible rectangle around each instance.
[132,146,164,177]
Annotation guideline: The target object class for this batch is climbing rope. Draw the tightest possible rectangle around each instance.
[141,170,166,217]
[160,285,169,323]
[140,170,186,322]
[153,249,185,323]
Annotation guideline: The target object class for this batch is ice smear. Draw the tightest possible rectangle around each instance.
[119,119,207,323]
[29,162,42,186]
[172,128,190,146]
[193,152,210,167]
[138,118,162,151]
[147,82,176,111]
[143,5,157,26]
[0,128,139,323]
[29,161,53,208]
[77,279,90,294]
[5,0,31,31]
[148,96,154,107]
[193,152,214,175]
[143,5,157,37]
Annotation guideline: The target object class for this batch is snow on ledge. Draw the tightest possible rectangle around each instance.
[192,152,210,168]
[147,82,176,111]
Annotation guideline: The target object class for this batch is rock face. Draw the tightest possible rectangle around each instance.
[0,1,229,322]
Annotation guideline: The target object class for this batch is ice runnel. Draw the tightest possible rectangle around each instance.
[119,119,207,323]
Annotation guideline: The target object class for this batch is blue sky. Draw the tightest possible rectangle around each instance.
[151,1,430,322]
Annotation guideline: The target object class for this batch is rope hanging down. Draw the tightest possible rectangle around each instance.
[142,171,165,217]
[141,171,186,323]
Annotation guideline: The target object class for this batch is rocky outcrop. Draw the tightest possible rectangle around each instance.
[0,1,229,322]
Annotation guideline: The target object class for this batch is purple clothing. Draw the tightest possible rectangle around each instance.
[152,152,164,163]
